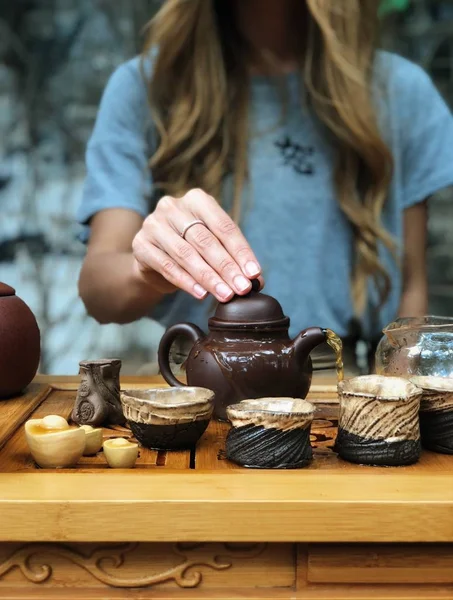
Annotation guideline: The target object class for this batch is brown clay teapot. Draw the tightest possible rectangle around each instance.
[0,283,41,398]
[158,285,327,420]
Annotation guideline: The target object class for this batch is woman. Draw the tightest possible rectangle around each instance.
[77,0,453,367]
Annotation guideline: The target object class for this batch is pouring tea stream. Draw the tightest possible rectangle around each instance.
[325,329,344,382]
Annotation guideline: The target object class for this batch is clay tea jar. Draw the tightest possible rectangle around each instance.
[0,283,41,398]
[158,284,328,420]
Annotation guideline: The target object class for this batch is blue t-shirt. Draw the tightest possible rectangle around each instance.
[77,51,453,340]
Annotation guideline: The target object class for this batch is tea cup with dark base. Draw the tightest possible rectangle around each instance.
[335,375,422,466]
[410,376,453,455]
[120,387,214,450]
[226,397,315,469]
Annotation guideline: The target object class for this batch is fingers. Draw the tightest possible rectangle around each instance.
[134,222,237,303]
[151,225,240,302]
[164,206,253,297]
[132,231,208,300]
[182,189,262,279]
[132,189,264,303]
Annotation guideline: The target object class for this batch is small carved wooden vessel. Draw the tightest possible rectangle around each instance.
[72,359,125,427]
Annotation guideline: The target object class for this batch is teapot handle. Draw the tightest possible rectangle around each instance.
[158,323,205,388]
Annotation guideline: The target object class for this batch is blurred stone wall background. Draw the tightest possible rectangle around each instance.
[382,0,453,317]
[0,0,452,374]
[0,0,163,374]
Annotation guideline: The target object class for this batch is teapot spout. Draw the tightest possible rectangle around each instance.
[291,327,327,365]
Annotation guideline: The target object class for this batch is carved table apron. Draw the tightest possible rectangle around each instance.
[0,376,452,600]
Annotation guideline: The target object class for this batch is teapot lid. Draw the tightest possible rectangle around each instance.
[0,283,15,297]
[209,284,289,330]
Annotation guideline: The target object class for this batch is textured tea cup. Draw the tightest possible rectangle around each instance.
[120,387,214,450]
[335,375,422,466]
[226,397,315,469]
[410,376,453,454]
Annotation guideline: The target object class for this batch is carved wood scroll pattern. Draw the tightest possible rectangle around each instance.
[0,542,266,589]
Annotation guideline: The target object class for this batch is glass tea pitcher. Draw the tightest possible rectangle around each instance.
[375,316,453,378]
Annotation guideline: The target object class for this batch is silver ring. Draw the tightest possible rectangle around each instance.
[180,219,206,239]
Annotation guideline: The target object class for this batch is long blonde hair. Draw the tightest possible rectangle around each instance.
[143,0,396,315]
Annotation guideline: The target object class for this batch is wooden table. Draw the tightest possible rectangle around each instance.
[0,375,452,599]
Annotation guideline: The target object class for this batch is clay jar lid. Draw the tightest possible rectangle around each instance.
[209,282,289,330]
[0,283,15,296]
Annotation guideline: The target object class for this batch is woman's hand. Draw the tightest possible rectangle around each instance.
[132,189,262,302]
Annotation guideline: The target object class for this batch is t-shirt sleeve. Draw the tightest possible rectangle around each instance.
[397,60,453,208]
[76,58,153,243]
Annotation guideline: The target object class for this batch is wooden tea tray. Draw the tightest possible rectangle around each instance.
[0,375,452,600]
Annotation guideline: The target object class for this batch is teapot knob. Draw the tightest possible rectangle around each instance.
[250,279,260,292]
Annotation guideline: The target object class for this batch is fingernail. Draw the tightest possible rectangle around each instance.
[194,284,208,298]
[216,282,233,300]
[245,261,260,278]
[234,275,251,293]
